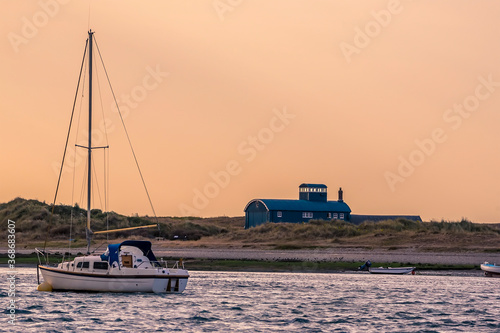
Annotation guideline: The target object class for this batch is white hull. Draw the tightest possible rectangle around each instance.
[481,263,500,277]
[369,267,415,275]
[40,265,189,293]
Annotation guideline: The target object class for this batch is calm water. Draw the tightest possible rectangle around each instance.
[3,268,500,332]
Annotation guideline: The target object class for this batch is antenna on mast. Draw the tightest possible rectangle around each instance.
[87,1,92,31]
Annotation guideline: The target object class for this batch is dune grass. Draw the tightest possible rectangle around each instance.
[2,198,500,252]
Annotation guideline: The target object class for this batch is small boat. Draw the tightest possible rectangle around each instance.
[480,262,500,277]
[37,30,189,293]
[369,267,415,275]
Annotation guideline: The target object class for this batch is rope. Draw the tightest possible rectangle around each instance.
[68,45,88,256]
[44,39,89,253]
[94,36,160,226]
[79,158,88,206]
[94,53,110,145]
[94,51,111,240]
[104,148,109,241]
[91,152,104,210]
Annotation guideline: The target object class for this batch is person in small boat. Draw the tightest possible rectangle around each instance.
[359,260,371,270]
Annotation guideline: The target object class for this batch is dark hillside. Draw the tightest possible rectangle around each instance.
[1,198,241,245]
[2,198,500,252]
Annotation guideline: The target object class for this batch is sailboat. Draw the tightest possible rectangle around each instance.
[37,30,189,293]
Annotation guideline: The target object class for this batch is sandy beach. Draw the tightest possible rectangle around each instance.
[7,246,500,266]
[154,247,500,265]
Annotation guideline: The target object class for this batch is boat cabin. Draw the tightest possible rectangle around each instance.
[57,255,109,273]
[56,241,160,273]
[74,256,109,272]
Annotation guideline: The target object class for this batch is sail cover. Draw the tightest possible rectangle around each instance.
[103,240,159,266]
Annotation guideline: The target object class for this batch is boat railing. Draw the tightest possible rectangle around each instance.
[35,248,75,267]
[153,260,166,268]
[35,248,48,265]
[156,258,185,269]
[172,258,185,270]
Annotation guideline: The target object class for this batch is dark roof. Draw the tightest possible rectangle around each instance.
[299,183,327,189]
[245,199,351,213]
[350,214,422,225]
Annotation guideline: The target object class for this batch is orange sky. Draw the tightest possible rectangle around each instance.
[1,1,500,222]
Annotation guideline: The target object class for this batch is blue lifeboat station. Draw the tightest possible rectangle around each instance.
[244,184,351,229]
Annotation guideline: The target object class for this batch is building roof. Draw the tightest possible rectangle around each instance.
[299,183,327,189]
[244,199,351,213]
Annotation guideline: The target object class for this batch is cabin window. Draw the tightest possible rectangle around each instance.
[77,262,89,269]
[302,212,313,218]
[277,211,282,218]
[340,213,344,220]
[333,213,338,219]
[94,262,109,270]
[327,213,332,219]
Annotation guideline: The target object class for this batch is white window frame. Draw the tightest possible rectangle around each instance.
[277,211,282,218]
[333,213,338,219]
[302,212,313,219]
[339,213,344,220]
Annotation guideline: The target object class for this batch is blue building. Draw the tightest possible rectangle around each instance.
[244,183,351,229]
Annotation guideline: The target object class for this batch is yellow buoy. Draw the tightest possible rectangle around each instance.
[37,281,53,292]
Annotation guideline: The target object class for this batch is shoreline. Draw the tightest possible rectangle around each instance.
[3,246,499,266]
[153,247,500,265]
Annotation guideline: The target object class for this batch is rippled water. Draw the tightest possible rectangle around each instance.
[3,268,500,332]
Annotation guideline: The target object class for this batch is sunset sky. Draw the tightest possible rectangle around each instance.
[1,1,500,222]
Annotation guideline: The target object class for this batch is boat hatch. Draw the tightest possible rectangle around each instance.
[122,255,133,268]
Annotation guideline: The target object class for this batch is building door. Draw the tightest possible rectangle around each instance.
[248,211,268,228]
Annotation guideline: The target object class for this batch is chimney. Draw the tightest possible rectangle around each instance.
[338,187,343,202]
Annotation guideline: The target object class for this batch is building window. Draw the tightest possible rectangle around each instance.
[327,213,332,219]
[277,211,282,218]
[333,213,338,219]
[302,212,313,219]
[340,213,344,220]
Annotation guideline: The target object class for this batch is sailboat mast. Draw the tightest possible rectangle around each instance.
[86,29,94,254]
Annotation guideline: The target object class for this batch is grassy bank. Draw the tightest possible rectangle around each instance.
[0,254,480,272]
[2,197,500,252]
